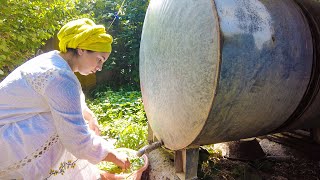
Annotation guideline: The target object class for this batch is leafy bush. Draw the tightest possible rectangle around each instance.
[87,86,148,150]
[1,0,149,89]
[80,0,149,89]
[0,0,88,80]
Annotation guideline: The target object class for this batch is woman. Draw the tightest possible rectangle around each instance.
[0,18,130,179]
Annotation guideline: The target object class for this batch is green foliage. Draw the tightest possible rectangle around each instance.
[87,86,148,150]
[0,0,89,80]
[81,0,149,89]
[0,0,149,89]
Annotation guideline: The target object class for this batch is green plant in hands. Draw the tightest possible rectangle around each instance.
[98,148,145,175]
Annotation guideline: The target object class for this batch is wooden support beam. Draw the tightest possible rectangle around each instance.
[174,147,199,180]
[147,122,154,144]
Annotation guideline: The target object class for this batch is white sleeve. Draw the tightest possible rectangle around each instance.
[80,89,88,111]
[44,70,110,164]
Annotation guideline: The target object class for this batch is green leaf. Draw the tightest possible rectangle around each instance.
[17,36,26,44]
[0,41,9,52]
[0,0,90,76]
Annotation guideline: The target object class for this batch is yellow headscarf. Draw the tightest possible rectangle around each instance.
[57,18,113,53]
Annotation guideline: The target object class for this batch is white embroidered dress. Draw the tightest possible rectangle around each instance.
[0,51,110,180]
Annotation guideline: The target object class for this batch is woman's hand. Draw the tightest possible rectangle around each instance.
[103,150,131,170]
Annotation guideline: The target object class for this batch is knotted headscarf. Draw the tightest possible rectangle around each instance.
[57,18,113,53]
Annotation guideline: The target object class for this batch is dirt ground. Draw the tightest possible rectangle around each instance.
[143,129,320,180]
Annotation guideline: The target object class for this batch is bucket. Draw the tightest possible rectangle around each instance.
[100,148,149,180]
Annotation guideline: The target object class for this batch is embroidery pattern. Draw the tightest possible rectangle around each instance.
[0,134,59,176]
[23,69,58,95]
[45,159,78,179]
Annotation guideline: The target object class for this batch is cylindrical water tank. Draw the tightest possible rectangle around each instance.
[139,0,320,150]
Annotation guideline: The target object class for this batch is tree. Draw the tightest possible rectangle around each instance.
[0,0,149,89]
[0,0,88,80]
[82,0,149,89]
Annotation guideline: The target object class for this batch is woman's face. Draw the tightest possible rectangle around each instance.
[76,49,110,75]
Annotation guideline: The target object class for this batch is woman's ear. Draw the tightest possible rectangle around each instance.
[77,48,84,56]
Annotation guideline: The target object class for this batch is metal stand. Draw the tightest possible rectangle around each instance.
[175,147,199,180]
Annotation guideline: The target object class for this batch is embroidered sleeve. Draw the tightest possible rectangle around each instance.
[43,70,110,164]
[24,69,58,95]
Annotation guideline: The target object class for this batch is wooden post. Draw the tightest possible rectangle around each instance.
[174,147,199,180]
[147,122,159,144]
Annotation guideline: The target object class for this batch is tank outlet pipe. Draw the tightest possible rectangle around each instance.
[136,140,163,157]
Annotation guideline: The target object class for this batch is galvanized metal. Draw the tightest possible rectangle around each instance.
[275,0,320,131]
[192,0,314,146]
[140,0,315,150]
[140,0,220,150]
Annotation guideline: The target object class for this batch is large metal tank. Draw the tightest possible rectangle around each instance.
[139,0,320,150]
